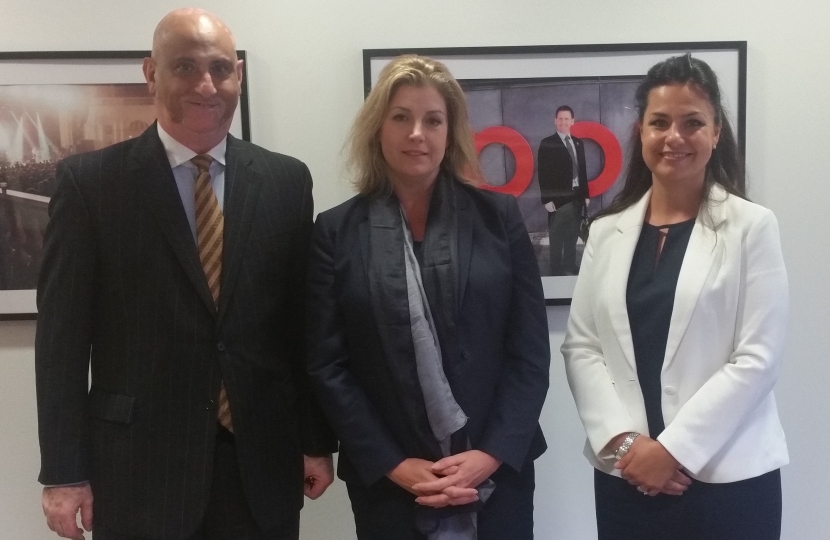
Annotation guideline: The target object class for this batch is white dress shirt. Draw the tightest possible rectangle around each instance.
[157,124,227,242]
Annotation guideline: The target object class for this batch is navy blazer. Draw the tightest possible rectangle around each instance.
[306,179,550,487]
[35,125,336,538]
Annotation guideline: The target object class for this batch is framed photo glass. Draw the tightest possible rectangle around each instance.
[364,42,746,304]
[0,50,250,319]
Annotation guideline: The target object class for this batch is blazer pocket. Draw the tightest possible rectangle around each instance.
[88,389,135,424]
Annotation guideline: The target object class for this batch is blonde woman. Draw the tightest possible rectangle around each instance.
[306,55,550,539]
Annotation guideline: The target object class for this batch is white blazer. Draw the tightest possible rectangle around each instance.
[562,185,789,483]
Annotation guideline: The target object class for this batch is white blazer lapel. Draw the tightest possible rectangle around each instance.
[606,191,651,372]
[662,186,729,372]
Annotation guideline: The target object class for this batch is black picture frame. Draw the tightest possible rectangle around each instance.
[363,42,747,305]
[0,50,251,319]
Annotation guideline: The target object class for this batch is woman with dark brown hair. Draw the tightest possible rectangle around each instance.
[563,54,788,539]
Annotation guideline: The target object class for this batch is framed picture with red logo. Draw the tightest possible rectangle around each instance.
[0,50,250,319]
[364,42,746,304]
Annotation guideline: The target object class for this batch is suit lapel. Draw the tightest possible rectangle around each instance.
[456,187,473,312]
[364,194,442,458]
[134,126,216,314]
[606,191,650,371]
[662,187,728,371]
[217,135,262,322]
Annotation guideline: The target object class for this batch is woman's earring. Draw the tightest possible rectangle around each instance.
[713,144,717,150]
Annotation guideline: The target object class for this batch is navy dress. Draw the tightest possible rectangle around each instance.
[594,220,782,540]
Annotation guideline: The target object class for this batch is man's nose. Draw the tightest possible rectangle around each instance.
[195,70,217,97]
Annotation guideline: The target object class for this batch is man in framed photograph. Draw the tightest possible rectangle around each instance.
[35,8,335,540]
[537,105,589,276]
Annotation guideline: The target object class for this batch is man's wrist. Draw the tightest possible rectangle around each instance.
[43,481,90,489]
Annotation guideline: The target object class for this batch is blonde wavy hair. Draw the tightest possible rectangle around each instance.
[346,54,482,196]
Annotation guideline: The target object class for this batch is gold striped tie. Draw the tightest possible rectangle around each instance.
[192,154,233,433]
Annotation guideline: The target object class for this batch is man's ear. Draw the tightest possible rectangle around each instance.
[236,58,244,91]
[142,57,157,95]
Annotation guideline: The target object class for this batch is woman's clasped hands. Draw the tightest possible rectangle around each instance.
[387,450,501,508]
[613,435,692,497]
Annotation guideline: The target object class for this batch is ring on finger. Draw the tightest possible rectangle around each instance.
[637,486,648,494]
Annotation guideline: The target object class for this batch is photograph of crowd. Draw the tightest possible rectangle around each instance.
[0,83,155,291]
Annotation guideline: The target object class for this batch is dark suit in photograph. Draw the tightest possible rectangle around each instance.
[306,175,550,539]
[35,124,335,540]
[537,132,589,275]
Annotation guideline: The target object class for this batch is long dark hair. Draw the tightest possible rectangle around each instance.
[596,53,745,220]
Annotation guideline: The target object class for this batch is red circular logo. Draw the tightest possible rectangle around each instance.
[475,122,623,198]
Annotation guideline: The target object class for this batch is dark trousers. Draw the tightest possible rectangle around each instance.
[346,462,535,540]
[548,200,581,275]
[94,426,299,540]
[594,468,782,540]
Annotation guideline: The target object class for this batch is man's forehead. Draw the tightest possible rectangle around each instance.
[155,34,236,62]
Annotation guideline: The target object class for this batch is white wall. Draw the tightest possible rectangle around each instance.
[2,0,829,538]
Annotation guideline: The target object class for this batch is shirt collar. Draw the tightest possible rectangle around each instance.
[156,123,227,169]
[557,131,571,142]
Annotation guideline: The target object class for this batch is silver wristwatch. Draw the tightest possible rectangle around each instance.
[614,432,639,461]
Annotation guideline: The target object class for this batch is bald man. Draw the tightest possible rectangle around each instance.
[35,9,336,540]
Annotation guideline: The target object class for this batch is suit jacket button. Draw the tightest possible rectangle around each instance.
[664,386,677,395]
[216,341,225,352]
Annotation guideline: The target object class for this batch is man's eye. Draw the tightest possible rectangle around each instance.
[174,63,196,74]
[211,64,233,77]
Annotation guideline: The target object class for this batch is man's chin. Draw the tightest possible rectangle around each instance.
[176,118,234,136]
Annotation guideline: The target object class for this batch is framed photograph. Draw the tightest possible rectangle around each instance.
[0,50,250,319]
[364,42,746,304]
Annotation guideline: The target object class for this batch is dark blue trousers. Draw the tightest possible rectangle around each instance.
[595,468,781,540]
[347,462,535,540]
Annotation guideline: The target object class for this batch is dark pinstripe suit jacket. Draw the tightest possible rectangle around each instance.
[35,125,336,539]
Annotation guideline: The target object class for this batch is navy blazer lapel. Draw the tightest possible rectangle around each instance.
[366,193,409,329]
[217,135,262,322]
[456,186,473,313]
[133,125,216,314]
[364,194,442,459]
